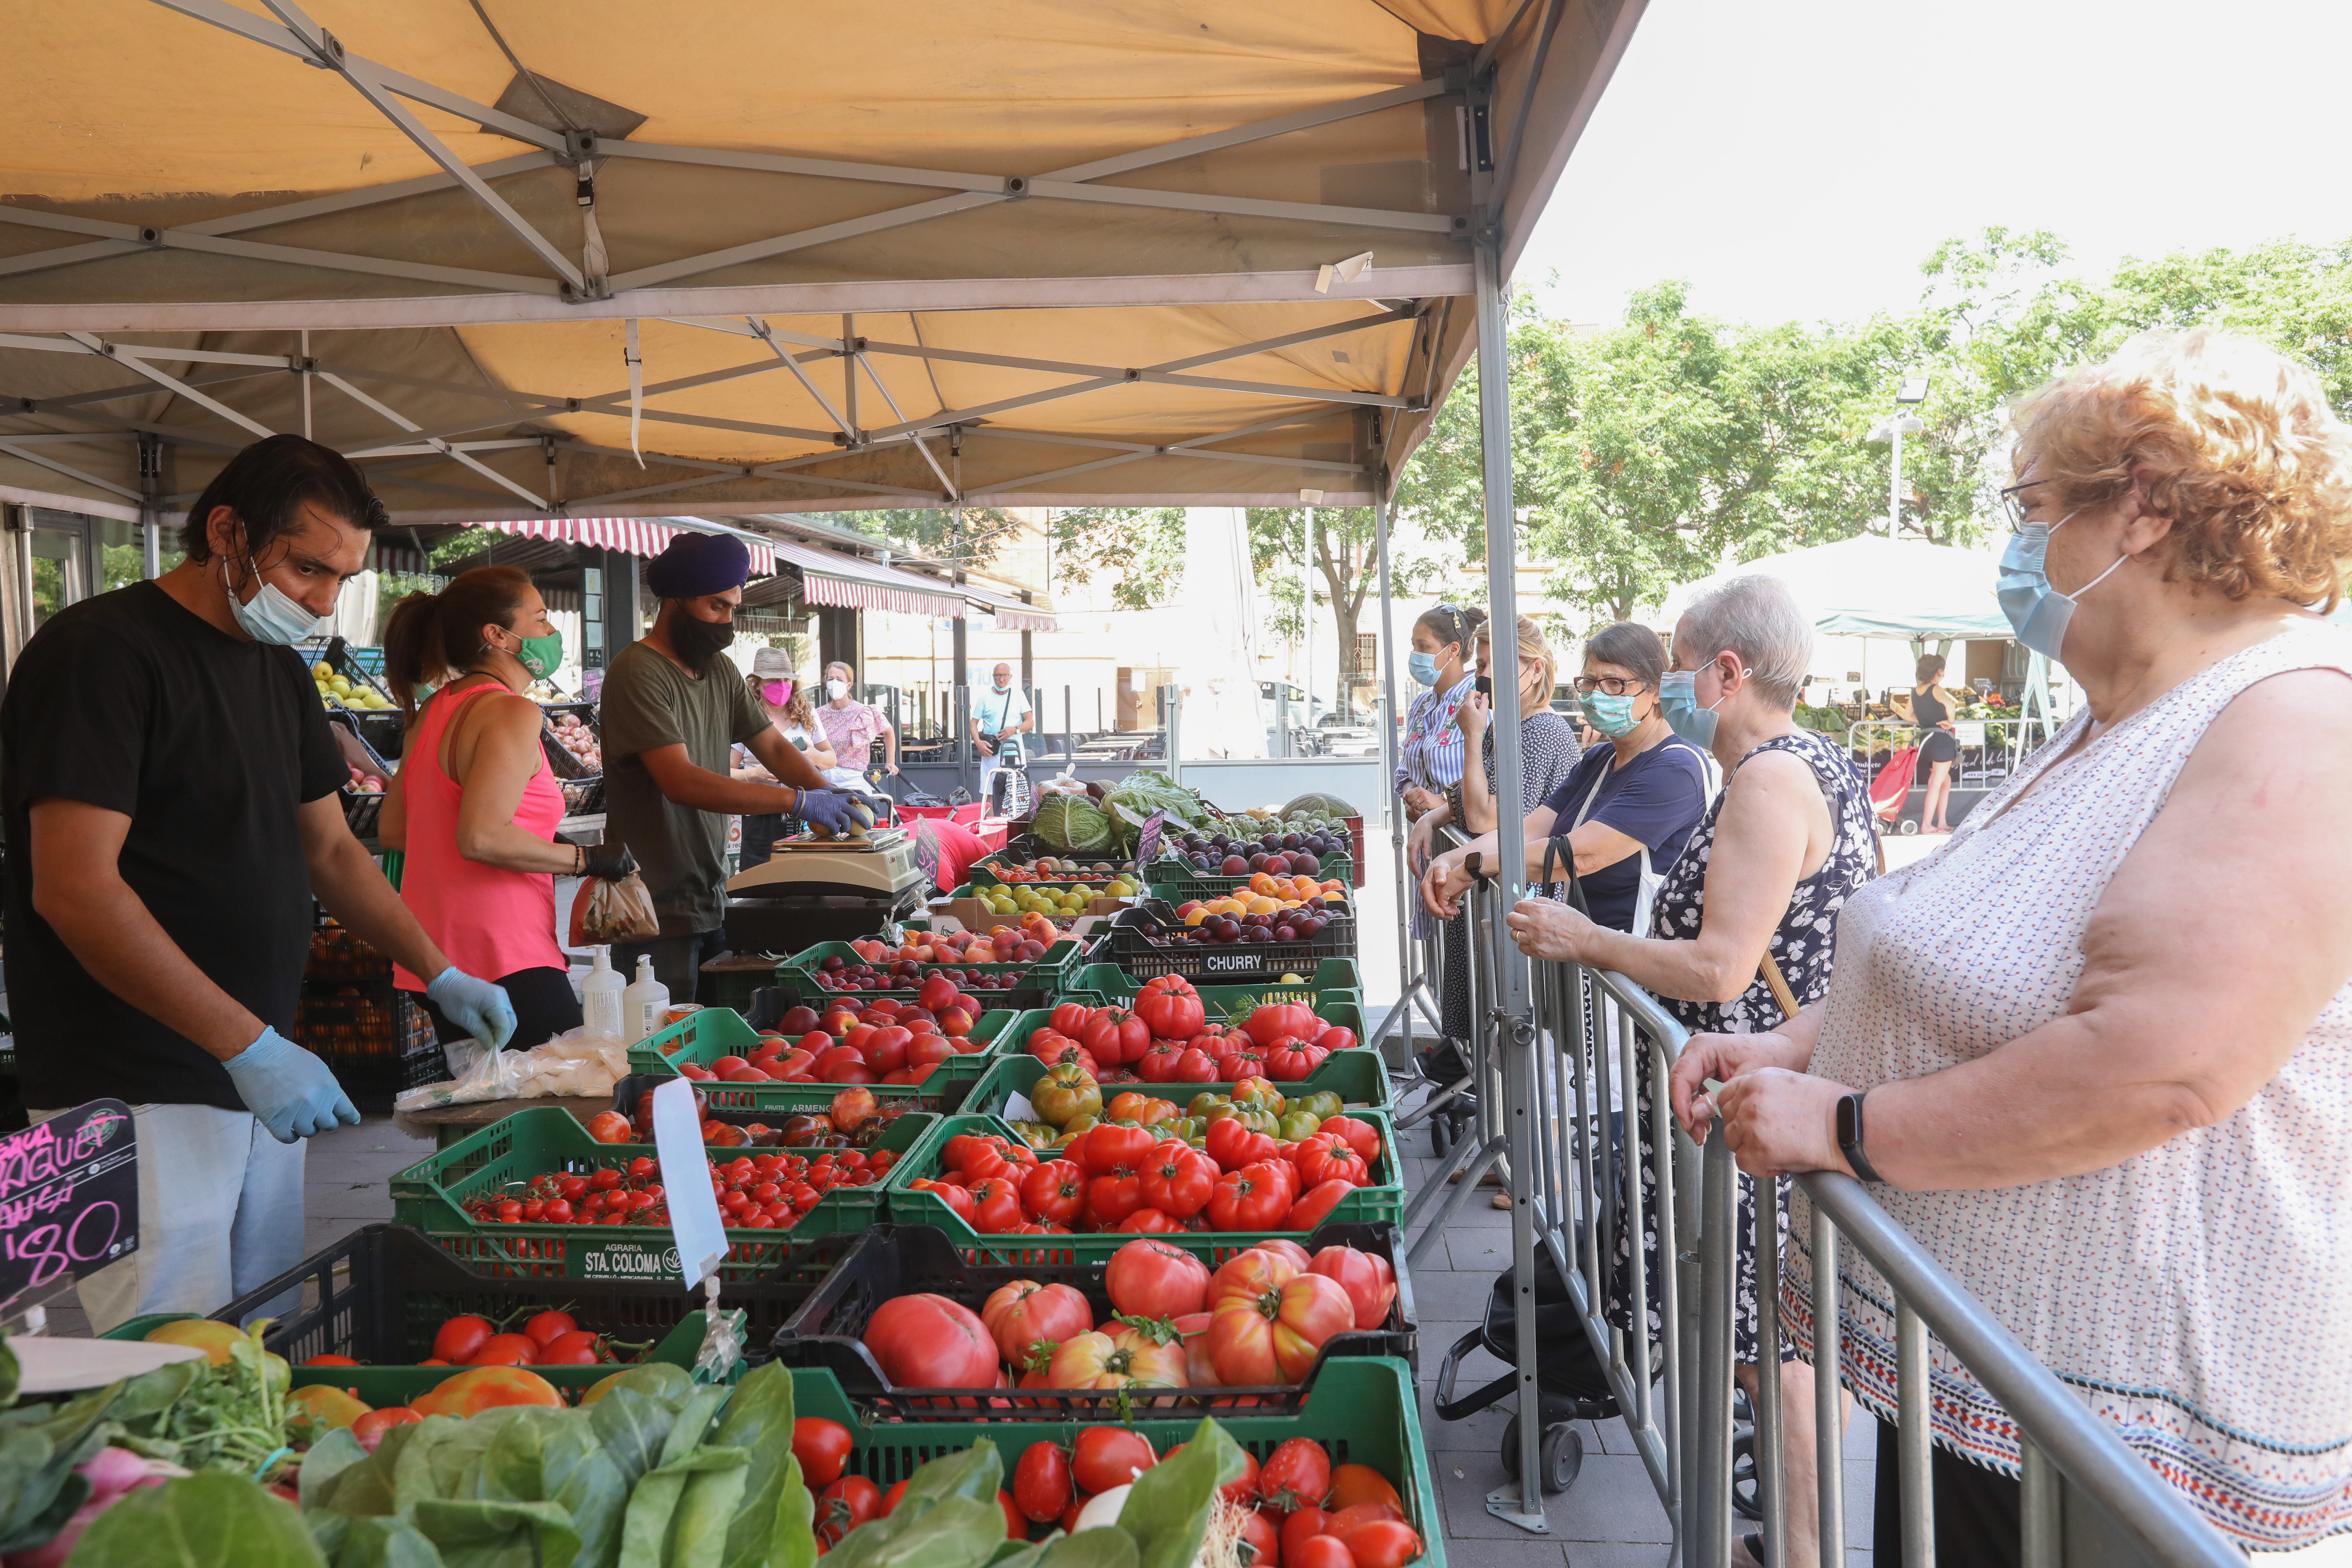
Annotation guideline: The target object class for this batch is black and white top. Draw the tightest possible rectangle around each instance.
[1438,710,1581,1043]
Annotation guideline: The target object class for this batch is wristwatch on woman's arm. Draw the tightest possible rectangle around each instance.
[1835,1091,1885,1183]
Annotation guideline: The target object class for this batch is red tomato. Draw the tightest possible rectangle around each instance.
[861,1293,999,1387]
[302,1354,361,1367]
[1281,1507,1332,1564]
[1085,1170,1144,1226]
[1076,1124,1157,1177]
[1290,1536,1355,1568]
[1172,1048,1220,1083]
[466,1332,542,1368]
[969,1176,1025,1234]
[1325,1464,1403,1513]
[1208,1163,1293,1231]
[1296,1141,1370,1190]
[1116,1208,1181,1233]
[1308,1249,1399,1331]
[981,1280,1092,1364]
[411,1366,565,1419]
[1072,1427,1158,1495]
[909,1178,977,1223]
[881,1479,909,1517]
[1104,1237,1212,1318]
[1262,1040,1330,1082]
[1259,1437,1333,1514]
[1341,1520,1424,1568]
[1138,1142,1217,1219]
[587,1111,634,1143]
[1014,1440,1072,1523]
[1327,1503,1405,1533]
[1050,1001,1093,1035]
[534,1330,603,1366]
[522,1310,578,1348]
[1205,1118,1280,1174]
[430,1315,495,1364]
[1283,1180,1355,1233]
[793,1416,852,1488]
[816,1475,882,1547]
[1019,1161,1086,1225]
[1316,1116,1380,1163]
[350,1406,423,1451]
[1240,1508,1282,1567]
[1133,976,1205,1041]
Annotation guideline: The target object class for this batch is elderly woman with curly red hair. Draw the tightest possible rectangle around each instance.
[1675,329,2352,1565]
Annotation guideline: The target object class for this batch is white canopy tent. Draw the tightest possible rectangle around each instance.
[1658,534,2011,641]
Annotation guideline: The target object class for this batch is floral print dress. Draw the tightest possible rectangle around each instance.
[1605,727,1877,1361]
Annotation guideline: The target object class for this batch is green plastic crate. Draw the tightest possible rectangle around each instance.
[778,937,1085,1000]
[885,1109,1402,1256]
[789,1356,1444,1568]
[1058,964,1366,1031]
[1142,850,1354,900]
[389,1106,927,1281]
[625,1005,1001,1107]
[962,1046,1393,1118]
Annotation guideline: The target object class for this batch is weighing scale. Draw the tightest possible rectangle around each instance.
[724,826,928,951]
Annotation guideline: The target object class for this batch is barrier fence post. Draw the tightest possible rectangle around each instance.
[1812,1205,1846,1568]
[1696,1128,1737,1568]
[1756,1175,1787,1568]
[1897,1300,1935,1568]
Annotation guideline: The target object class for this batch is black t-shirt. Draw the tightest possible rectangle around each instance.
[0,582,345,1111]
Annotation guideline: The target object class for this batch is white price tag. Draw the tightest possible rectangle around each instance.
[1002,1091,1039,1122]
[651,1078,727,1293]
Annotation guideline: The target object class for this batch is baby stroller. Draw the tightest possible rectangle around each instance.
[1868,742,1920,835]
[1433,1241,1643,1496]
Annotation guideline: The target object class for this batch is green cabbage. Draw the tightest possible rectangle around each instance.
[1102,772,1208,852]
[1033,793,1115,853]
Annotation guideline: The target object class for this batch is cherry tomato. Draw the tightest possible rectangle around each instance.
[302,1354,361,1367]
[350,1406,422,1451]
[536,1330,604,1366]
[1014,1441,1072,1523]
[1340,1520,1424,1568]
[430,1315,495,1364]
[467,1332,541,1367]
[1258,1437,1333,1515]
[1290,1536,1355,1568]
[793,1416,853,1488]
[1239,1508,1281,1567]
[1281,1507,1333,1565]
[523,1310,578,1348]
[1072,1427,1157,1496]
[998,1490,1027,1541]
[816,1475,882,1547]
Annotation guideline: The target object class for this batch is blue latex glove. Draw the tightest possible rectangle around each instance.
[795,787,873,837]
[426,966,517,1053]
[223,1026,359,1143]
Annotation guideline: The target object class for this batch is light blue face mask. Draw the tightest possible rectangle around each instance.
[1658,663,1746,749]
[1998,510,2127,662]
[1583,691,1643,738]
[225,555,328,646]
[1407,651,1441,687]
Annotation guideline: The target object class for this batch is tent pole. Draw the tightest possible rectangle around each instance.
[1370,485,1420,1069]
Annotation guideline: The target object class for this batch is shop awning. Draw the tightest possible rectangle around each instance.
[468,516,775,575]
[770,538,964,619]
[0,0,1646,520]
[962,584,1058,634]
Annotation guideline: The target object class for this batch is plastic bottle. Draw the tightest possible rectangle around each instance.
[621,955,670,1045]
[581,946,626,1040]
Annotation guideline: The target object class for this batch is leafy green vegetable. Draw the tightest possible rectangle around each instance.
[412,1495,581,1568]
[68,1470,328,1568]
[299,1428,366,1514]
[705,1363,806,1568]
[590,1389,680,1493]
[1114,1421,1248,1568]
[322,1513,446,1568]
[1033,795,1115,854]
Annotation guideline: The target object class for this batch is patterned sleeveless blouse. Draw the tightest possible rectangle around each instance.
[1791,619,2352,1551]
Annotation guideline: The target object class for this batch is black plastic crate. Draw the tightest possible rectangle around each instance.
[216,1223,851,1368]
[1105,897,1355,981]
[295,984,436,1113]
[768,1221,1417,1419]
[329,716,397,837]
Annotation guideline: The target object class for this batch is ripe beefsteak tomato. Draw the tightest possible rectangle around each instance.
[1133,976,1205,1041]
[982,1279,1092,1363]
[1104,1236,1212,1317]
[1138,1141,1217,1219]
[862,1292,999,1387]
[1307,1246,1398,1330]
[1243,1001,1320,1050]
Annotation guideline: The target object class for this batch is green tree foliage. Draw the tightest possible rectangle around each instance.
[1244,505,1443,711]
[1045,506,1188,609]
[861,507,1026,572]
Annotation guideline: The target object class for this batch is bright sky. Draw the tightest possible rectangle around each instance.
[1516,0,2352,328]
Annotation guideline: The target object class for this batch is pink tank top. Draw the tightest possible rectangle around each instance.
[393,682,567,989]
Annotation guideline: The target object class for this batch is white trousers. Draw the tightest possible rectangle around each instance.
[29,1102,306,1332]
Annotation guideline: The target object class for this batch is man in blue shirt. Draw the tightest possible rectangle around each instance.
[971,662,1033,812]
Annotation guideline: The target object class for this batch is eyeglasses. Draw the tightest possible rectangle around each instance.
[1998,478,2051,532]
[1572,676,1645,696]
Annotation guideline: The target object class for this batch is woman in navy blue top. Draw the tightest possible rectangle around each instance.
[1422,622,1710,934]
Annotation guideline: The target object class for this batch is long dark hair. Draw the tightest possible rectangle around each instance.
[1413,602,1486,660]
[183,435,387,565]
[382,565,534,719]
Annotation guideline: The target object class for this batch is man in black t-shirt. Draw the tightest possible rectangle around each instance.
[0,436,514,1329]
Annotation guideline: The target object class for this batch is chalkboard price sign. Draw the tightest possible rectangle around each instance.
[0,1099,139,1309]
[1133,810,1168,867]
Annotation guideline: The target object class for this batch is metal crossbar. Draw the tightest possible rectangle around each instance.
[1429,895,2252,1566]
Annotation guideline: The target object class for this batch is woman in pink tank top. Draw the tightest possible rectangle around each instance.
[380,567,634,1050]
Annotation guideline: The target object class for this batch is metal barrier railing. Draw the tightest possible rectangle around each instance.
[1413,862,2248,1568]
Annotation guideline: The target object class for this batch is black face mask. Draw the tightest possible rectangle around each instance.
[671,611,736,673]
[1474,674,1492,696]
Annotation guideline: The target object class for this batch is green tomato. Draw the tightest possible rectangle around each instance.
[1187,1092,1234,1119]
[1030,1064,1102,1127]
[1293,1091,1344,1122]
[1277,1111,1323,1142]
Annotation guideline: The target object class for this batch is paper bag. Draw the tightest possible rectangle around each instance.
[570,870,660,945]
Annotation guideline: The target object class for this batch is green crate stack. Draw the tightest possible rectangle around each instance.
[625,1006,1003,1102]
[389,1105,930,1281]
[1056,962,1366,1033]
[884,1108,1403,1255]
[961,1046,1394,1119]
[789,1356,1446,1568]
[776,937,1086,1000]
[1141,850,1354,901]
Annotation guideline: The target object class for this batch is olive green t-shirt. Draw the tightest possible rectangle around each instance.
[598,641,770,935]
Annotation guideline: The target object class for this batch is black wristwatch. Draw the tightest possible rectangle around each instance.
[1835,1092,1885,1184]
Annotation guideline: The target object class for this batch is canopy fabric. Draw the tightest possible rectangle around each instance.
[469,515,775,574]
[1658,535,2016,642]
[769,538,965,620]
[959,583,1059,635]
[0,0,1646,524]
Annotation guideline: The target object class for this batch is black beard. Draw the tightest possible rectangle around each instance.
[671,613,735,674]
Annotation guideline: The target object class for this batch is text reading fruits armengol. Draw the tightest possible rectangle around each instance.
[0,1098,139,1306]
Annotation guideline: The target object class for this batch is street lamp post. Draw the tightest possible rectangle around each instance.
[1866,375,1930,537]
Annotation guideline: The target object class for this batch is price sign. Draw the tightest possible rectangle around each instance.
[0,1099,138,1310]
[1134,810,1168,866]
[651,1078,727,1292]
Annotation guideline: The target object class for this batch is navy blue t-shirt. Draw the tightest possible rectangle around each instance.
[1540,737,1712,931]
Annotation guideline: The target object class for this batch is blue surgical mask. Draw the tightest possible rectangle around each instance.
[1658,664,1745,749]
[1407,651,1440,687]
[1583,691,1642,738]
[1998,511,2126,662]
[224,555,327,646]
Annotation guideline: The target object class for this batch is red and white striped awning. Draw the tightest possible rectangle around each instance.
[470,517,776,576]
[769,539,965,618]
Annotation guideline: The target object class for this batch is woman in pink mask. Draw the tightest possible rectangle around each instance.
[732,647,837,867]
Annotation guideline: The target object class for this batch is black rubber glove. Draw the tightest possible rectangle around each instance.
[581,842,638,880]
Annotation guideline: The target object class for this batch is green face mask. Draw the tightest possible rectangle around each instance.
[507,627,563,679]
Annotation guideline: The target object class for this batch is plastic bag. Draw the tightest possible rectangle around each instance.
[570,870,659,945]
[394,1025,631,1113]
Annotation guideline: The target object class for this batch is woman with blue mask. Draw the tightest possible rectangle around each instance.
[1505,577,1878,1568]
[1394,602,1483,1084]
[1670,331,2352,1564]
